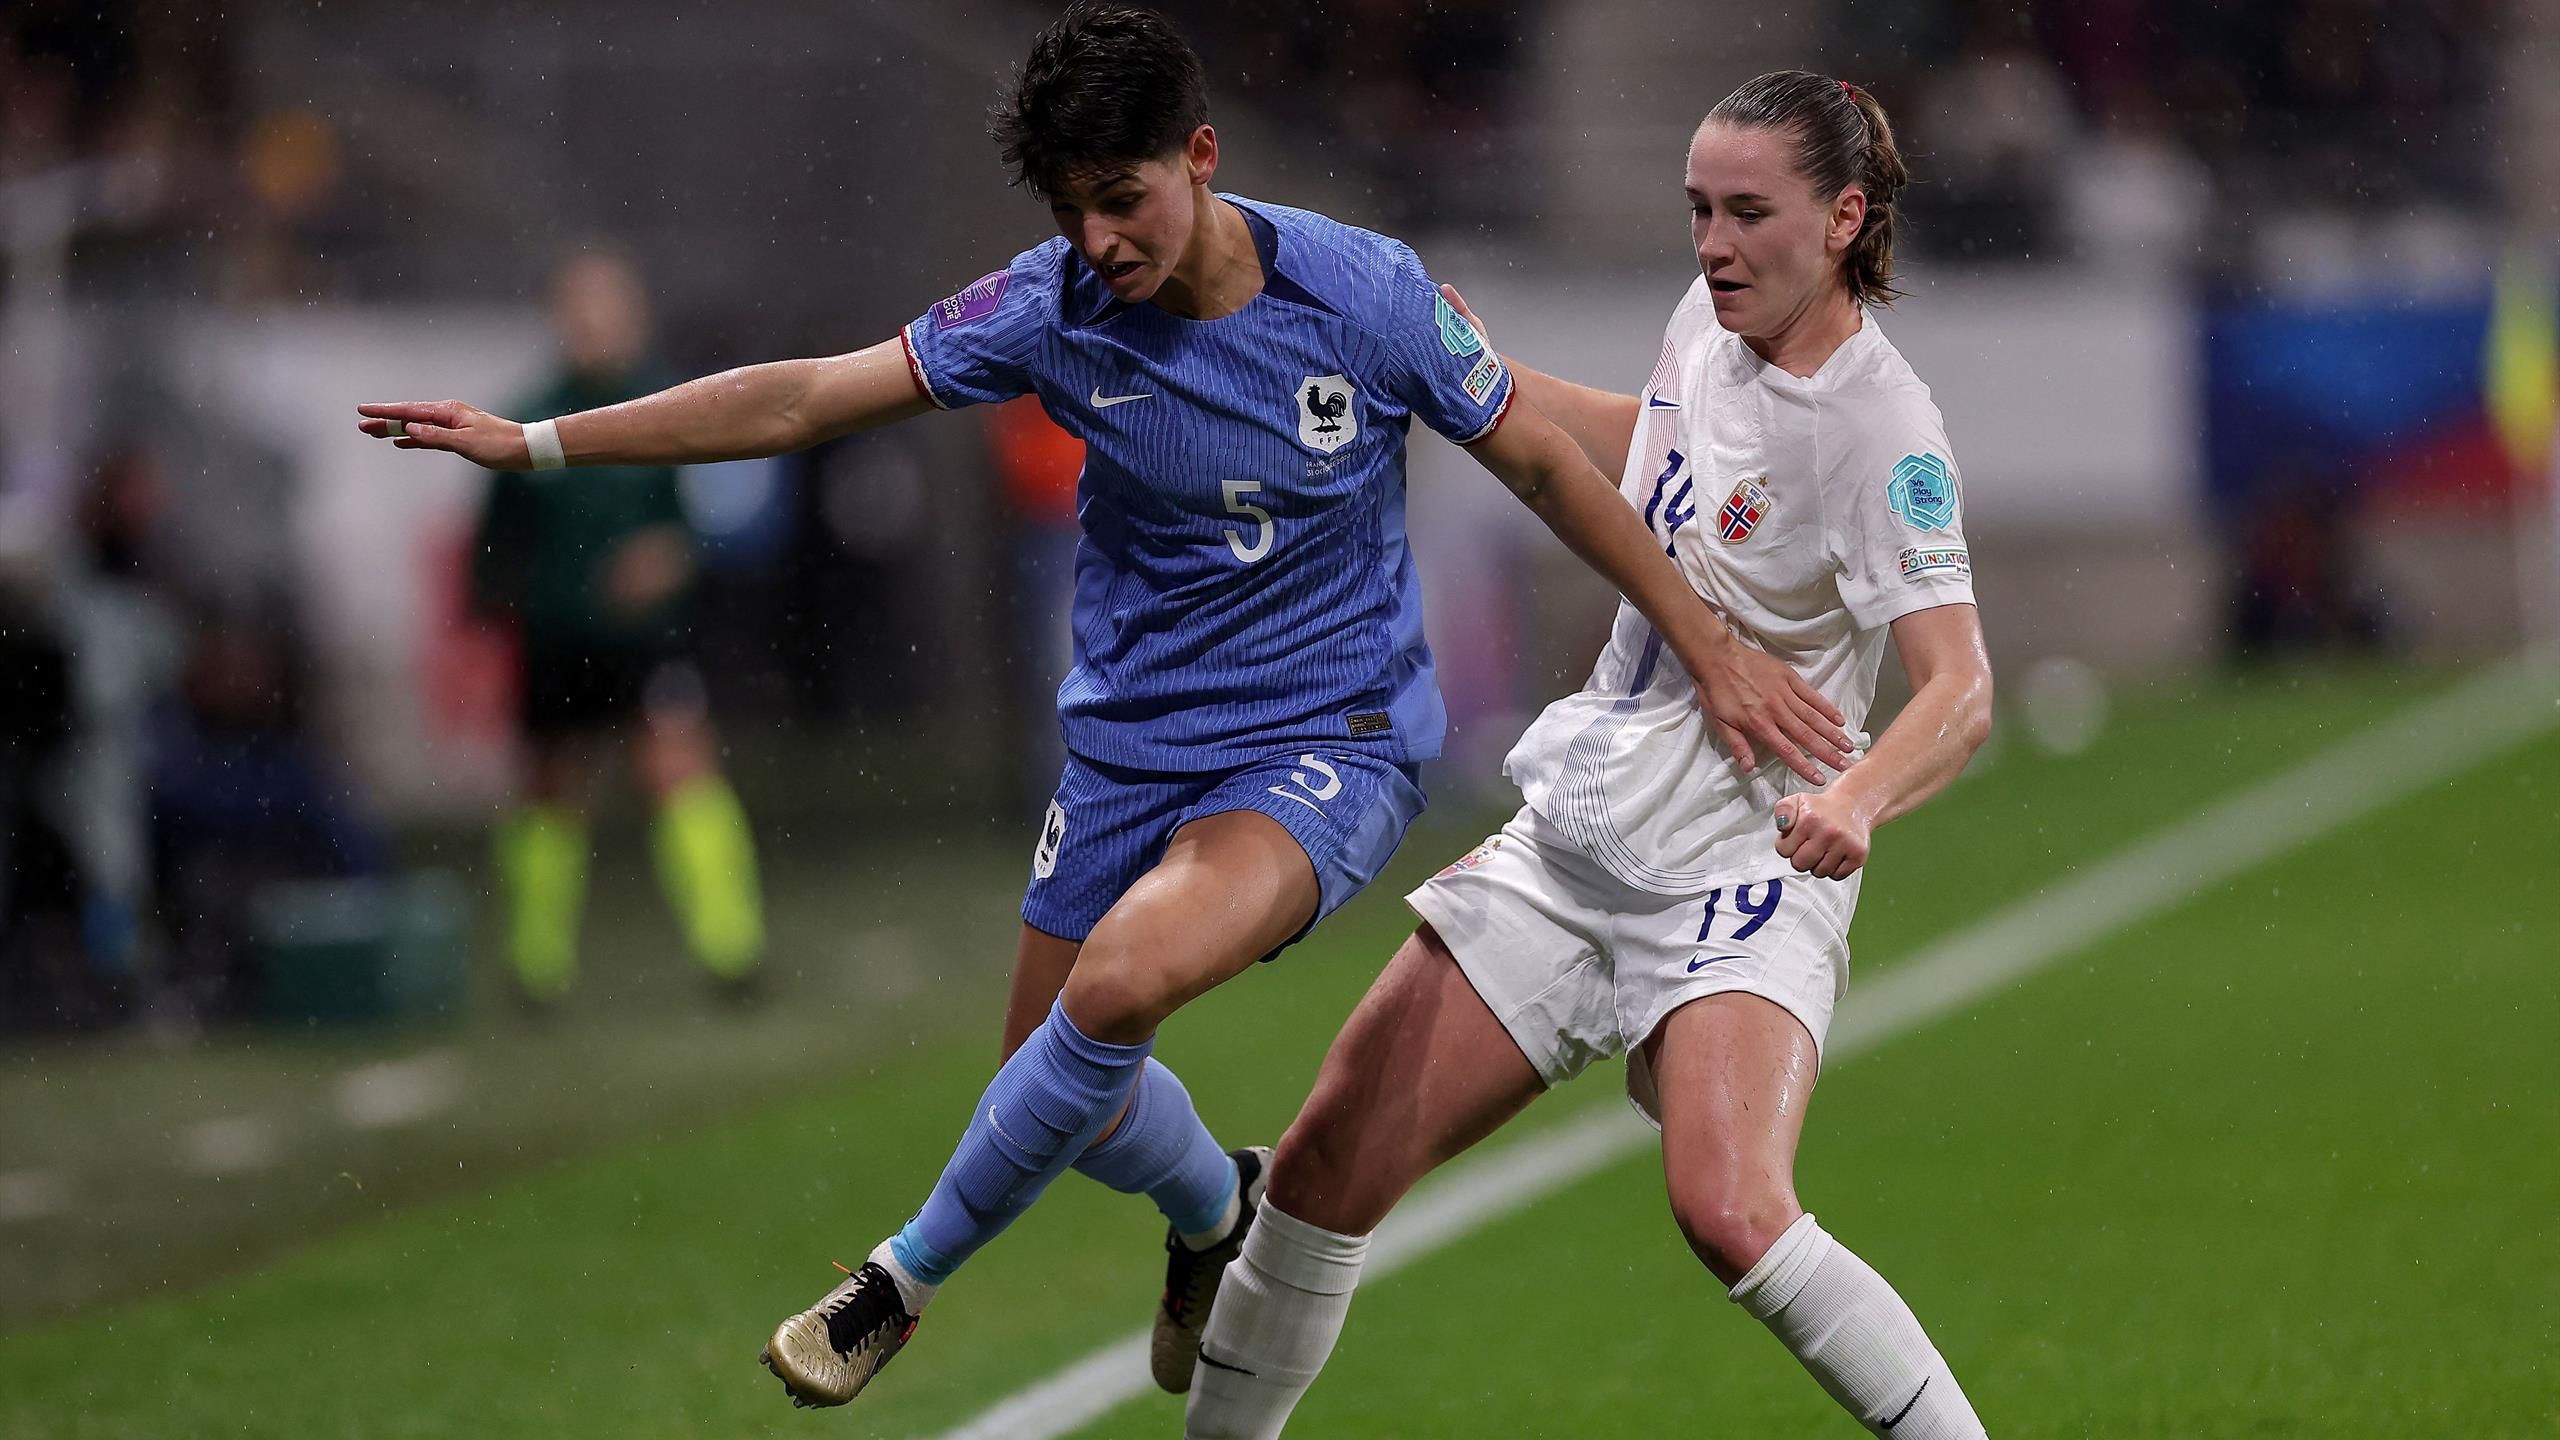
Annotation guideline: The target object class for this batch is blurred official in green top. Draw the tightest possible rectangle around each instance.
[470,249,764,1004]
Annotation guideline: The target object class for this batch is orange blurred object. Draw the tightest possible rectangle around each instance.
[986,396,1085,528]
[243,108,343,216]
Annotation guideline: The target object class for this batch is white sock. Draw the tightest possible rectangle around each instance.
[869,1239,939,1315]
[1183,1204,1369,1439]
[1728,1214,1986,1439]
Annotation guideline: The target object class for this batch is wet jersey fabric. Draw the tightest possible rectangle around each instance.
[1505,279,1977,895]
[902,195,1513,774]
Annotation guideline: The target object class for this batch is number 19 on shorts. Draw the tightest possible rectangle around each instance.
[1697,880,1785,943]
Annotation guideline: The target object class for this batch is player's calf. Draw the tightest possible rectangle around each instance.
[1262,925,1539,1236]
[1263,1103,1407,1239]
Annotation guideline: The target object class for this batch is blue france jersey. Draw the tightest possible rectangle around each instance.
[902,195,1513,772]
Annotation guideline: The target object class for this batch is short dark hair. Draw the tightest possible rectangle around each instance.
[1706,71,1910,306]
[989,3,1210,199]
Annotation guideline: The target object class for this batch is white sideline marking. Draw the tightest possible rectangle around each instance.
[927,657,2559,1440]
[181,1115,283,1177]
[336,1049,464,1131]
[0,1169,72,1224]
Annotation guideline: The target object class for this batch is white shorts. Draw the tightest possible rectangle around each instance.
[1405,805,1858,1126]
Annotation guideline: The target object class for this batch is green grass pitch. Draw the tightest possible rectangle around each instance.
[2,668,2554,1437]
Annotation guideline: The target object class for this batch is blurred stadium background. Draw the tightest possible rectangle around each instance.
[2,1,2555,1436]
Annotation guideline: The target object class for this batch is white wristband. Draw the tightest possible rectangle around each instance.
[523,418,566,472]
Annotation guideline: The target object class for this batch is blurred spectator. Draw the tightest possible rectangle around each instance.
[468,249,766,1006]
[2031,0,2165,107]
[58,448,183,982]
[2060,79,2211,274]
[219,107,356,303]
[0,575,89,1030]
[1826,0,2503,280]
[1910,0,2077,260]
[2229,465,2393,662]
[0,445,185,1031]
[148,601,390,1020]
[1167,0,1537,234]
[1,1,231,296]
[0,2,130,180]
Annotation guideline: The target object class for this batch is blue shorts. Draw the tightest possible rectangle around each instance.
[1022,747,1427,956]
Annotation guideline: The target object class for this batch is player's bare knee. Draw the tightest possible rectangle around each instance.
[1058,952,1182,1044]
[1668,1184,1800,1285]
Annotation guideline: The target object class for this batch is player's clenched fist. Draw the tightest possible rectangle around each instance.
[356,400,531,471]
[1773,789,1872,879]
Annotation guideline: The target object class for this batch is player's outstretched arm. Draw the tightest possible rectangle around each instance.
[1467,400,1856,786]
[1773,603,1992,878]
[1440,284,1639,479]
[355,338,936,471]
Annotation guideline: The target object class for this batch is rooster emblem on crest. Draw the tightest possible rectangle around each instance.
[1296,373,1358,452]
[1304,383,1348,434]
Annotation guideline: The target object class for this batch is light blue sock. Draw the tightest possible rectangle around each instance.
[1072,1057,1239,1237]
[891,997,1151,1286]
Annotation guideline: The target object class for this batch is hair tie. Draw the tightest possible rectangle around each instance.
[1839,79,1859,98]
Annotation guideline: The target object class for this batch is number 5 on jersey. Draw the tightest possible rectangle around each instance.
[1224,480,1274,563]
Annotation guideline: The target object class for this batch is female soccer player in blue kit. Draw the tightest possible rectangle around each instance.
[358,4,1854,1412]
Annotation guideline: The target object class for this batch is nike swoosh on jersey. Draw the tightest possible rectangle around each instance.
[1090,386,1155,408]
[1646,391,1682,409]
[1687,953,1748,973]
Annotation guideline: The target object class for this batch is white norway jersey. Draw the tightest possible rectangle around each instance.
[1506,278,1978,895]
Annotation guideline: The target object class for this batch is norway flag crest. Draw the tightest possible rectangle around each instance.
[1718,478,1772,543]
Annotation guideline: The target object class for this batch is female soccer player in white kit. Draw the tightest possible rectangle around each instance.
[1187,72,1995,1438]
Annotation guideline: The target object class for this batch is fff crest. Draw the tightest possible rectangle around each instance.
[1297,374,1358,452]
